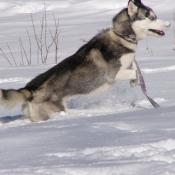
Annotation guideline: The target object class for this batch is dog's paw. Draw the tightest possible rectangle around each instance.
[130,70,144,88]
[130,79,139,88]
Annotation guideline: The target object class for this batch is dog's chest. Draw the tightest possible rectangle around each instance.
[119,53,135,70]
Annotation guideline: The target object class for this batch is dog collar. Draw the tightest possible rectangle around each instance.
[130,0,141,4]
[113,29,137,44]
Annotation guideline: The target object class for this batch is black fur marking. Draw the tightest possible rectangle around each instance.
[25,29,135,101]
[113,9,137,41]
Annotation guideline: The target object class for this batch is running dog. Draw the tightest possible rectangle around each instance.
[0,0,170,122]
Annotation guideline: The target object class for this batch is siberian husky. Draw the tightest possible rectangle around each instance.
[0,0,170,122]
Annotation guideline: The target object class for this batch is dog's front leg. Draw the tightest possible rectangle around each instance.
[114,62,144,87]
[129,61,144,88]
[115,69,137,81]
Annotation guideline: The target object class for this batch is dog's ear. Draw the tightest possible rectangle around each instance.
[128,1,138,17]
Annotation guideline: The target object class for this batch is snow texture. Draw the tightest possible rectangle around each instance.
[0,0,175,174]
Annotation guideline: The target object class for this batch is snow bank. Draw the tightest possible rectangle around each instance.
[0,0,175,174]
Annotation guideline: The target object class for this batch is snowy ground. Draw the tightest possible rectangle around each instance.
[0,0,175,174]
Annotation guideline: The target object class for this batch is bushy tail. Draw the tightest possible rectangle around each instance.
[0,88,32,108]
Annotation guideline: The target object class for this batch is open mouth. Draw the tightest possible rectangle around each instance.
[148,29,165,36]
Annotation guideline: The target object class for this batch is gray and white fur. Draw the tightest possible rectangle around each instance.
[0,0,170,122]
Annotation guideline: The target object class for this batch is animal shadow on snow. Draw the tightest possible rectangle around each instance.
[0,115,23,124]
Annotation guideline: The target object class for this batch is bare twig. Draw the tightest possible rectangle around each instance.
[149,47,153,56]
[30,12,40,47]
[30,12,44,63]
[19,37,30,65]
[26,27,32,64]
[80,38,87,43]
[37,47,40,64]
[51,12,60,63]
[7,44,17,66]
[0,48,13,66]
[145,38,153,56]
[44,0,48,63]
[19,37,24,66]
[146,38,149,50]
[43,5,59,64]
[0,2,60,66]
[39,13,45,63]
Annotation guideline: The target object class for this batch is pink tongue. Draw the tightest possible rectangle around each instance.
[149,29,165,36]
[156,30,165,35]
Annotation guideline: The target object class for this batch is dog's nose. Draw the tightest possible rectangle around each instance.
[165,22,171,28]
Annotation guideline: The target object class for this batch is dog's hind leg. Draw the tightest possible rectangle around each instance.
[22,101,65,122]
[22,102,47,122]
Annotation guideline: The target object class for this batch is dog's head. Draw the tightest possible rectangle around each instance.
[127,0,171,40]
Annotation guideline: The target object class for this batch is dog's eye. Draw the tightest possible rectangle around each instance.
[149,17,154,20]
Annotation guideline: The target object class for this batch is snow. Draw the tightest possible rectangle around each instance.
[0,0,175,174]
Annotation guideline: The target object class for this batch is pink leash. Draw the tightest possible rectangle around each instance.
[134,58,160,109]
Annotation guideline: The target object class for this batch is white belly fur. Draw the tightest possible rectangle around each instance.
[120,53,135,70]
